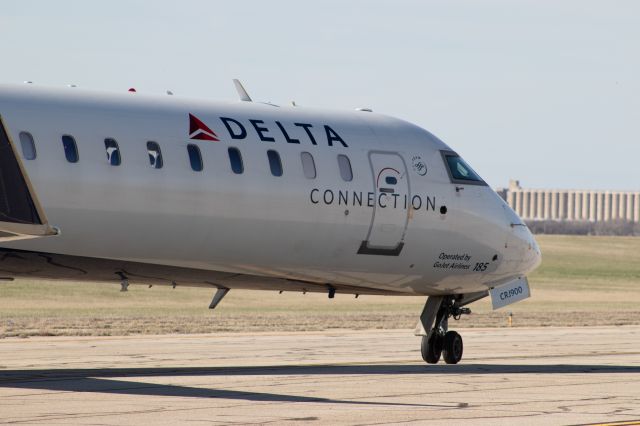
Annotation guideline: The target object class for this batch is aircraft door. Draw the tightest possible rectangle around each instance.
[0,116,58,241]
[358,151,410,256]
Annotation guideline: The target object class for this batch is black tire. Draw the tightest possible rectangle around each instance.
[442,331,463,364]
[421,333,443,364]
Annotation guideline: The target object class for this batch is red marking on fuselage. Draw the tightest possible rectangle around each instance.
[189,113,219,142]
[376,167,400,188]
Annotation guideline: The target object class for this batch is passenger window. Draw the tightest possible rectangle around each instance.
[187,144,203,172]
[337,154,353,182]
[442,151,484,184]
[228,147,244,174]
[104,138,121,166]
[19,132,36,160]
[267,150,283,177]
[300,152,316,179]
[61,135,79,163]
[147,141,163,169]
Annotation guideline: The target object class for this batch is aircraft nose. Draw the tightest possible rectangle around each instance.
[499,198,542,274]
[523,226,542,273]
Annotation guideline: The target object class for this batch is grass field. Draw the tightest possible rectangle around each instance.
[2,235,640,337]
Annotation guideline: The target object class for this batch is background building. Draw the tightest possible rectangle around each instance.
[498,180,640,223]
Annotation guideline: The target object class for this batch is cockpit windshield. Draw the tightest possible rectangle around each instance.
[442,151,486,185]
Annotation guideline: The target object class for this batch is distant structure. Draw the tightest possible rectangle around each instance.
[498,180,640,223]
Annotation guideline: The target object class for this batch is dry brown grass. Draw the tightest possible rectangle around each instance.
[2,235,640,337]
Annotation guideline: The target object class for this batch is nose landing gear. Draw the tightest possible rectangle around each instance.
[442,330,464,364]
[421,332,443,364]
[417,295,472,364]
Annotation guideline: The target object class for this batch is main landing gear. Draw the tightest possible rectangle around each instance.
[417,296,471,364]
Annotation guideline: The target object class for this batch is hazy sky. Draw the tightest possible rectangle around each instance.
[1,1,638,190]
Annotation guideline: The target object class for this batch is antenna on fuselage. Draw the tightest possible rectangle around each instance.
[233,79,252,102]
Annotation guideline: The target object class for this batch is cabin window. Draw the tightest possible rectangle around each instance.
[187,144,203,172]
[147,141,163,169]
[441,151,485,185]
[19,132,36,160]
[300,152,316,179]
[267,150,283,177]
[62,135,79,163]
[228,147,244,174]
[337,154,353,182]
[104,138,121,166]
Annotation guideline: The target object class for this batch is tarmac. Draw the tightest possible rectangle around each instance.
[1,326,640,425]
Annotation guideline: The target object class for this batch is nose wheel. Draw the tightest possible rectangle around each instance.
[421,332,443,364]
[442,331,463,364]
[421,330,464,364]
[418,296,471,364]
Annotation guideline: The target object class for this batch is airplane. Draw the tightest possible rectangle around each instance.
[0,80,541,364]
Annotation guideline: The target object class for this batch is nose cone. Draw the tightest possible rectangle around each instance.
[521,225,542,274]
[500,198,542,275]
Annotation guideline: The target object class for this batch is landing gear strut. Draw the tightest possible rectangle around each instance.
[417,296,471,364]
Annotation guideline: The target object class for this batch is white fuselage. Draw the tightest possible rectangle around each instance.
[0,85,540,295]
